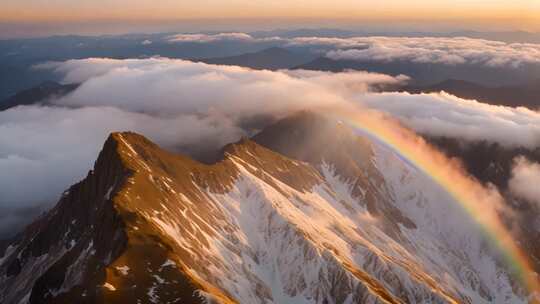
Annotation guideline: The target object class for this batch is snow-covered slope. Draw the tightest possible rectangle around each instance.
[0,113,527,303]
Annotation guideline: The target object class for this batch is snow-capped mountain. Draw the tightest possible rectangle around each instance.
[0,112,529,303]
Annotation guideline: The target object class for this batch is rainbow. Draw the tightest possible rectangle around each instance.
[330,109,540,301]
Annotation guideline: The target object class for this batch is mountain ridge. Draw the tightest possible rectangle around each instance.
[195,47,315,70]
[0,114,531,303]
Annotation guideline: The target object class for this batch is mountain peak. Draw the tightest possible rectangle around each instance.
[1,116,528,303]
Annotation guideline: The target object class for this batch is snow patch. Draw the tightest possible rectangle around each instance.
[103,282,116,291]
[105,186,114,200]
[116,265,130,276]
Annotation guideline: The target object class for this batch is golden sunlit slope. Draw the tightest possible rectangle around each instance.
[0,113,532,303]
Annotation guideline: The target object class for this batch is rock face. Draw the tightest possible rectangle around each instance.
[0,113,529,303]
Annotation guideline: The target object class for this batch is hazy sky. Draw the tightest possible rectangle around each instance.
[1,0,539,37]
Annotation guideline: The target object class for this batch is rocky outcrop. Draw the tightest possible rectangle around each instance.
[0,114,529,303]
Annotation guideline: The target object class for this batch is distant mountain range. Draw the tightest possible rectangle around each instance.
[196,47,316,70]
[401,79,540,109]
[2,30,540,99]
[252,28,540,44]
[295,56,539,87]
[0,81,79,111]
[197,48,540,109]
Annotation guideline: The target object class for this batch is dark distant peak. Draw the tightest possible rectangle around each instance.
[293,56,344,71]
[0,81,80,111]
[253,28,358,38]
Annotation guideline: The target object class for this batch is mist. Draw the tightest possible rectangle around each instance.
[509,157,540,205]
[358,91,540,148]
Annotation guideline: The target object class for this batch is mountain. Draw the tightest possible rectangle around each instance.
[250,28,358,38]
[0,81,79,111]
[0,34,280,100]
[0,113,531,303]
[196,47,315,70]
[402,79,540,109]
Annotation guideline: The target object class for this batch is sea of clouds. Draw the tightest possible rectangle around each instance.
[0,59,406,234]
[1,54,540,236]
[167,33,540,68]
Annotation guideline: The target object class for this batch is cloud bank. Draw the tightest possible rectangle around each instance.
[359,91,540,148]
[166,33,540,68]
[3,56,540,238]
[167,32,281,43]
[509,157,540,205]
[1,58,405,219]
[319,37,540,68]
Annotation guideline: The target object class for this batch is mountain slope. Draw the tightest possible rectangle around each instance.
[0,114,528,303]
[196,47,314,70]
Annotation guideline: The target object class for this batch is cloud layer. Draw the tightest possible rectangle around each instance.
[168,32,257,43]
[318,37,540,68]
[1,58,405,214]
[3,56,540,238]
[167,32,282,44]
[166,33,540,68]
[359,91,540,148]
[509,157,540,205]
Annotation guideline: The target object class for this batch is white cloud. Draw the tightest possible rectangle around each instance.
[166,32,284,44]
[167,32,277,43]
[0,105,242,207]
[359,91,540,148]
[291,36,540,68]
[282,69,409,95]
[509,157,540,205]
[141,39,152,45]
[163,33,540,68]
[4,56,540,238]
[2,58,405,213]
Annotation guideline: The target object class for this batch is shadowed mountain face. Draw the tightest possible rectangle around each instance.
[0,81,79,111]
[0,113,532,304]
[196,47,315,70]
[402,79,540,109]
[427,137,540,191]
[426,136,540,272]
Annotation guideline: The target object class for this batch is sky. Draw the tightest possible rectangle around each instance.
[1,0,539,37]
